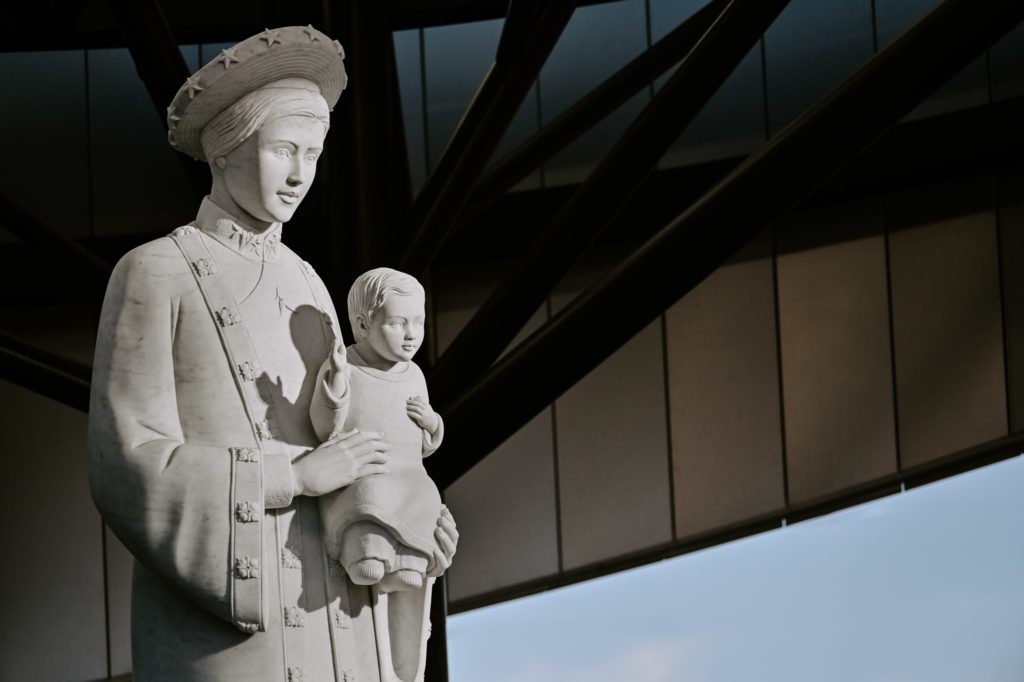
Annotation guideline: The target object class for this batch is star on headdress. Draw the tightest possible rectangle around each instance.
[303,25,320,41]
[260,28,282,48]
[217,47,240,69]
[166,105,181,129]
[184,74,203,99]
[332,39,345,58]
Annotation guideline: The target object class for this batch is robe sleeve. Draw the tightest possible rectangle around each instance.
[304,261,351,443]
[422,416,444,458]
[87,243,266,633]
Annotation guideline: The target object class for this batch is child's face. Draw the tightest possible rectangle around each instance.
[365,291,426,363]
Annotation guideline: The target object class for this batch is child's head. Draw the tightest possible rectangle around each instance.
[347,267,426,363]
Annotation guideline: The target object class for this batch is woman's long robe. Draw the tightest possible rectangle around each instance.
[88,197,382,682]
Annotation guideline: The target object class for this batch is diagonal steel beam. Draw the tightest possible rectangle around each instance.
[106,0,207,197]
[386,35,415,239]
[428,0,788,409]
[460,0,729,225]
[0,331,92,413]
[427,0,1024,490]
[323,2,408,311]
[0,192,112,286]
[397,0,576,277]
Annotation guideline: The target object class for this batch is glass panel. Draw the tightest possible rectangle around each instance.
[434,263,559,603]
[0,51,89,245]
[423,18,541,191]
[89,46,201,237]
[999,167,1024,433]
[887,177,1007,465]
[650,0,766,167]
[764,0,874,135]
[990,24,1024,102]
[539,0,650,186]
[666,230,785,537]
[775,199,898,502]
[0,379,107,682]
[875,0,988,119]
[550,255,673,571]
[393,29,428,194]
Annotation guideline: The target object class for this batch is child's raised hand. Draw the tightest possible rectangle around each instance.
[326,340,348,394]
[329,340,348,372]
[406,395,439,434]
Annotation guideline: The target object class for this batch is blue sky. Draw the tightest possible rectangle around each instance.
[448,456,1024,681]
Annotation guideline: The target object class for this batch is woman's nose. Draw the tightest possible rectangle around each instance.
[287,158,306,186]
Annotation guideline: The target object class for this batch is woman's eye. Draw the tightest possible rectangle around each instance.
[275,148,291,158]
[305,154,319,163]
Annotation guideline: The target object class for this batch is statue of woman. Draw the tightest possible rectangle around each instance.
[87,26,456,682]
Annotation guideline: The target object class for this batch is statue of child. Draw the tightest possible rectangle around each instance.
[311,267,448,592]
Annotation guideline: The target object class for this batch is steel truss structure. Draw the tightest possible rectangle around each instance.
[2,1,1023,679]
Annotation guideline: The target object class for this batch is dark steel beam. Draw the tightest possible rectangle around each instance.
[427,0,1024,490]
[323,2,406,309]
[0,92,1019,309]
[387,38,415,238]
[393,0,612,31]
[424,542,450,681]
[461,0,728,224]
[397,0,576,277]
[0,331,92,413]
[106,0,208,197]
[0,193,112,288]
[428,0,788,409]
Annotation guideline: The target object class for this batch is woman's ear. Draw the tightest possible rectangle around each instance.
[214,156,228,170]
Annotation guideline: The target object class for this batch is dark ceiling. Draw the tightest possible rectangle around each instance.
[3,0,617,52]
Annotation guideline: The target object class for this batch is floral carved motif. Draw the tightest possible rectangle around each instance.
[235,501,259,523]
[234,557,259,580]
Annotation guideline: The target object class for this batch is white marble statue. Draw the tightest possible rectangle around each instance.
[310,268,447,596]
[87,26,456,682]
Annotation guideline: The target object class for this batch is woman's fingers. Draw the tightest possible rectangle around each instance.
[357,463,388,478]
[331,430,388,453]
[355,449,391,465]
[438,507,458,536]
[328,429,381,447]
[434,524,454,557]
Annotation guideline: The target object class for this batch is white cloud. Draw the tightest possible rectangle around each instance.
[497,634,714,682]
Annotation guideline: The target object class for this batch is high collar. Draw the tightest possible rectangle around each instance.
[195,196,283,263]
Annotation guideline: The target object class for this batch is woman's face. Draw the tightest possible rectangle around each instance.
[219,114,327,225]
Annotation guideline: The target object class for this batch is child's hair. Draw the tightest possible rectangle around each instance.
[347,267,425,337]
